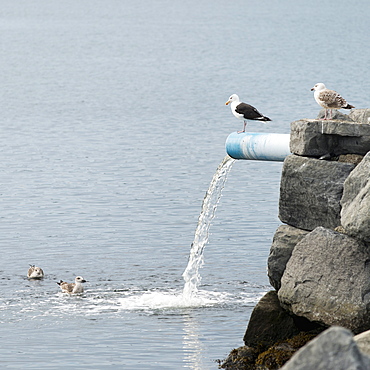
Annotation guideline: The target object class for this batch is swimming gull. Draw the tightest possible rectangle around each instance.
[27,265,44,279]
[57,276,87,294]
[311,83,355,120]
[225,94,271,133]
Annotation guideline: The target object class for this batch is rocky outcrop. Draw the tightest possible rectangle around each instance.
[337,153,364,165]
[222,113,370,369]
[267,225,308,291]
[349,109,370,124]
[220,330,323,369]
[341,151,370,242]
[317,109,352,122]
[243,291,301,348]
[278,227,370,334]
[218,346,258,370]
[278,155,354,231]
[280,326,370,370]
[354,329,370,357]
[290,116,370,157]
[219,291,325,369]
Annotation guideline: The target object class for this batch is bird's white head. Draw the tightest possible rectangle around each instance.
[75,276,87,283]
[225,94,240,105]
[311,83,326,92]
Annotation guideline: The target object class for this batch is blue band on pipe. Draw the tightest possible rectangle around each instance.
[225,132,291,161]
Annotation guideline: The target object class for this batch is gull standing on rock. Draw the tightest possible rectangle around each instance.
[57,276,87,294]
[225,94,271,133]
[311,83,355,120]
[27,265,44,279]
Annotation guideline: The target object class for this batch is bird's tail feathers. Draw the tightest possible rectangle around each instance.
[259,116,272,121]
[344,104,355,109]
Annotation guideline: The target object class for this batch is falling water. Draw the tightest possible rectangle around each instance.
[182,155,236,299]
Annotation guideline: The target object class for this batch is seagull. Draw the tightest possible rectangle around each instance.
[311,83,355,120]
[57,276,87,294]
[225,94,271,133]
[27,265,44,279]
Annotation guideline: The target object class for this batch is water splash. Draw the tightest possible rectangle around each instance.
[182,155,236,299]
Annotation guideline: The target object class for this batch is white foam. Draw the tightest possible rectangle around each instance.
[117,290,224,311]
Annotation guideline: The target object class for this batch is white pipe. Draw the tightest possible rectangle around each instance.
[225,132,291,161]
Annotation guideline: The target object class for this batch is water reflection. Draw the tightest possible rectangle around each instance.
[182,313,206,370]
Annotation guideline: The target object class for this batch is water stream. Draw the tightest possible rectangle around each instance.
[182,155,236,299]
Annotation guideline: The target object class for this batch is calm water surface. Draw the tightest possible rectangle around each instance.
[1,0,369,368]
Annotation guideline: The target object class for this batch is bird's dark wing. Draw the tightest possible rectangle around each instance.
[235,103,266,120]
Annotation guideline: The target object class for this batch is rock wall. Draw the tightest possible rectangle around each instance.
[278,227,370,333]
[220,109,370,369]
[278,155,354,230]
[273,113,370,335]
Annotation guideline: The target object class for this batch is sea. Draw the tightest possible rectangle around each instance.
[0,0,369,369]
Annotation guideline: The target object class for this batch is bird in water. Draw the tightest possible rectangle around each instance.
[225,94,271,133]
[311,83,355,120]
[57,276,87,294]
[27,265,44,279]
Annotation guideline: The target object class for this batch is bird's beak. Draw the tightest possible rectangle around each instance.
[310,87,314,91]
[82,280,87,283]
[225,100,230,105]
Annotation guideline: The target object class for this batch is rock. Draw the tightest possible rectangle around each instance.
[268,225,309,291]
[278,227,370,334]
[317,108,352,122]
[221,330,323,369]
[222,321,324,369]
[290,120,336,157]
[334,225,346,234]
[354,329,370,357]
[279,155,355,231]
[221,295,323,370]
[341,151,370,242]
[218,345,258,370]
[290,119,370,157]
[256,342,296,370]
[243,291,301,348]
[338,154,363,165]
[255,331,322,370]
[280,326,370,370]
[349,109,370,124]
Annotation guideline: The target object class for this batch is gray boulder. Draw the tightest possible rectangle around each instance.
[316,108,352,122]
[341,151,370,242]
[268,225,309,291]
[290,119,337,157]
[349,109,370,124]
[243,291,300,348]
[354,329,370,357]
[279,155,355,231]
[278,227,370,333]
[218,345,257,369]
[290,118,370,157]
[338,154,364,165]
[281,326,370,370]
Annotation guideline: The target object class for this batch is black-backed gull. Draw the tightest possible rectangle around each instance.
[225,94,271,133]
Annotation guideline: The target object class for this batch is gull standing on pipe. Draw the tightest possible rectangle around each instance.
[225,94,271,133]
[311,83,355,120]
